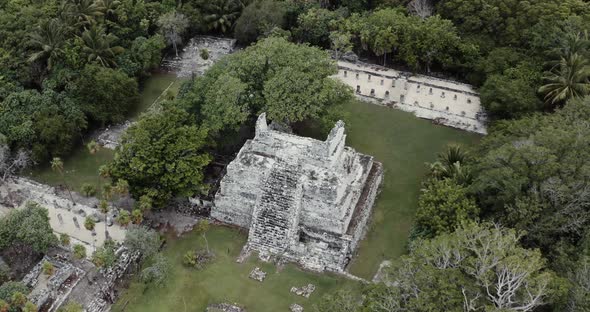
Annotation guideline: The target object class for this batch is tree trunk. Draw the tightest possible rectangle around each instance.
[173,40,178,57]
[203,234,209,254]
[62,175,76,206]
[383,52,387,66]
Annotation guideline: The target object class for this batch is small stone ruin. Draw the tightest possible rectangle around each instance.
[213,114,383,272]
[290,284,315,298]
[248,267,266,282]
[22,255,85,311]
[290,303,304,312]
[161,36,237,78]
[206,303,246,312]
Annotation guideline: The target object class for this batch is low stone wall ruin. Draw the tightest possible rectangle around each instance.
[334,60,487,135]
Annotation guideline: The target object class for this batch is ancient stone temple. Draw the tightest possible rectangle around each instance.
[212,114,383,272]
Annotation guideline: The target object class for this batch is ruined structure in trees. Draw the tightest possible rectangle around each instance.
[212,114,383,272]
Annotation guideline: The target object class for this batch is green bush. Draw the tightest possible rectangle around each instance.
[60,233,70,246]
[199,48,209,60]
[73,244,86,259]
[84,217,95,231]
[80,183,97,197]
[42,261,54,276]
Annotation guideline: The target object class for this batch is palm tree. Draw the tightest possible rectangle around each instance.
[427,145,472,185]
[539,53,590,106]
[551,31,589,62]
[28,19,67,71]
[80,25,124,67]
[99,199,109,237]
[51,157,76,205]
[438,144,468,169]
[87,140,103,192]
[62,0,104,30]
[202,0,243,34]
[98,0,120,21]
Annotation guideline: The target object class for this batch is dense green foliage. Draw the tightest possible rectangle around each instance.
[363,223,563,312]
[0,202,57,253]
[109,106,211,206]
[471,98,590,267]
[180,37,352,132]
[70,65,139,125]
[415,178,478,238]
[234,0,288,44]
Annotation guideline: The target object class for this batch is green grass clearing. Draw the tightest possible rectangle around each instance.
[112,226,361,312]
[113,99,480,311]
[343,100,480,278]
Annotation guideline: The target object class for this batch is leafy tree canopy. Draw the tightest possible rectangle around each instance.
[0,202,57,254]
[109,105,212,207]
[180,37,352,133]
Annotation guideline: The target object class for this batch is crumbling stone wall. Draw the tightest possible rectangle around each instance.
[334,60,487,134]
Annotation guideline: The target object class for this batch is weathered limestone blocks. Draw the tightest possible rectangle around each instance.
[334,60,487,134]
[248,267,267,282]
[22,255,85,311]
[213,114,383,272]
[206,303,246,312]
[290,284,316,298]
[290,303,304,312]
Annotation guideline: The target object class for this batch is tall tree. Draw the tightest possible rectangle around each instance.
[157,11,189,57]
[201,0,243,34]
[51,157,75,204]
[28,19,67,71]
[62,0,105,30]
[539,53,590,106]
[365,223,563,312]
[80,25,124,67]
[109,106,212,206]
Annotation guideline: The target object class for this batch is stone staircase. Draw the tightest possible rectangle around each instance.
[247,162,302,255]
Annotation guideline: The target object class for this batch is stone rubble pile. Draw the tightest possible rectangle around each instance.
[290,284,315,298]
[205,303,246,312]
[289,303,304,312]
[248,267,266,282]
[86,247,140,312]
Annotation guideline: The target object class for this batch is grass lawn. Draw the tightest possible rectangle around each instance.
[112,226,361,312]
[343,100,480,278]
[112,99,480,311]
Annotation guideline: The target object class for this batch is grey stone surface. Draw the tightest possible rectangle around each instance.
[335,60,487,134]
[248,267,266,282]
[290,284,315,298]
[290,303,304,312]
[212,114,383,272]
[206,303,246,312]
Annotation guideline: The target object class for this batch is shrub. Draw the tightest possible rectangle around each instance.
[58,301,84,312]
[42,261,55,276]
[73,244,86,259]
[60,233,70,246]
[131,209,143,224]
[117,210,131,226]
[84,217,95,231]
[199,48,209,60]
[183,251,196,267]
[80,183,97,197]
